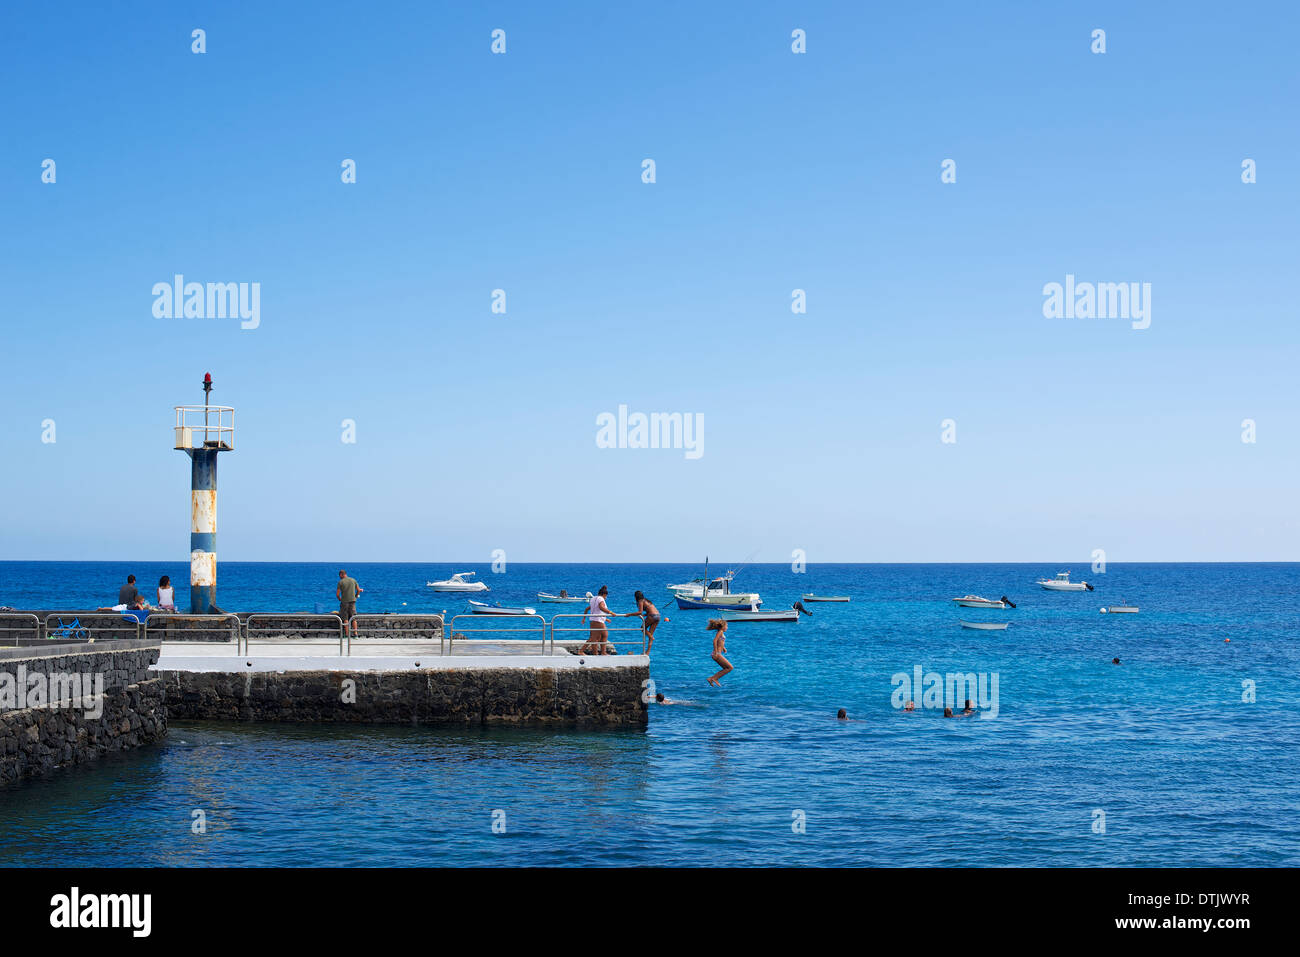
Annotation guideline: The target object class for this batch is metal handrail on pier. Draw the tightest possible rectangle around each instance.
[447,614,549,655]
[244,613,347,655]
[549,612,647,656]
[0,613,43,645]
[349,614,445,652]
[143,612,242,646]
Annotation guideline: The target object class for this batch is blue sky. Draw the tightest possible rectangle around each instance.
[0,1,1296,562]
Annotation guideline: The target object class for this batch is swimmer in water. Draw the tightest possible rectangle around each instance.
[707,618,732,686]
[903,700,916,712]
[837,708,847,720]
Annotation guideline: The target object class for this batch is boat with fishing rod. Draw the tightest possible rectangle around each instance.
[672,557,762,610]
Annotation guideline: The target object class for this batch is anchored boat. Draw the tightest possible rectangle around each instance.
[675,593,762,611]
[467,600,536,616]
[1100,603,1139,614]
[951,595,1016,609]
[668,570,759,603]
[537,592,586,603]
[722,608,799,623]
[960,620,1010,631]
[1037,571,1092,592]
[428,572,489,592]
[801,594,850,602]
[672,559,762,610]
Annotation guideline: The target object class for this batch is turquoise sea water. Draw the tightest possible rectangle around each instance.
[1,561,1297,866]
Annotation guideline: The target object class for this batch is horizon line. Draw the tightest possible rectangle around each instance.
[1,559,1297,566]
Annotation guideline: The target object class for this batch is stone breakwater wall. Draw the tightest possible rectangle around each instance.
[0,640,166,785]
[159,663,648,727]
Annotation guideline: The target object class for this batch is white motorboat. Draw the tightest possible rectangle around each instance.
[467,600,536,616]
[801,594,850,602]
[671,561,761,610]
[668,570,759,604]
[951,595,1016,609]
[959,620,1010,631]
[427,572,489,592]
[1100,603,1139,614]
[1037,571,1092,592]
[722,608,798,623]
[537,592,587,603]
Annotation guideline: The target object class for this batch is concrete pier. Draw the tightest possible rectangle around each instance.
[1,610,650,734]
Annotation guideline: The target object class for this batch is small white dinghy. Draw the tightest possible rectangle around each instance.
[959,620,1010,630]
[722,608,799,622]
[537,592,586,603]
[467,600,537,616]
[800,594,850,602]
[1100,603,1139,614]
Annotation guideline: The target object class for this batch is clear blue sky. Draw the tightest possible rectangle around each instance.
[1,1,1296,562]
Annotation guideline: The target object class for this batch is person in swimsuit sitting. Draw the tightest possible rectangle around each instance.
[632,590,668,653]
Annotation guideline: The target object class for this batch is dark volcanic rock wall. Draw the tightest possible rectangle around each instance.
[159,664,648,727]
[1,640,167,785]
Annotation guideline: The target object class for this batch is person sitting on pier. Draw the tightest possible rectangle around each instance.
[156,575,177,612]
[118,575,139,607]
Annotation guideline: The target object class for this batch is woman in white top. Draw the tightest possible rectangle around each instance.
[157,575,177,611]
[580,586,614,655]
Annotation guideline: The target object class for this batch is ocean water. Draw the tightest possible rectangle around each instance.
[1,561,1297,867]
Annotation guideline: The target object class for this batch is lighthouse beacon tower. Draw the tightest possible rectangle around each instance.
[173,374,235,614]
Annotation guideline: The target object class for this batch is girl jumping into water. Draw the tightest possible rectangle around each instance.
[707,618,733,686]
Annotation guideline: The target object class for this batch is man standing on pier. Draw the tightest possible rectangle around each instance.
[336,569,362,635]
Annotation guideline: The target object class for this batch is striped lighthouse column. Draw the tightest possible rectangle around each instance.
[189,448,218,614]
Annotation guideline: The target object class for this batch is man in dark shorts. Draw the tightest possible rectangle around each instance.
[336,569,362,634]
[118,575,139,606]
